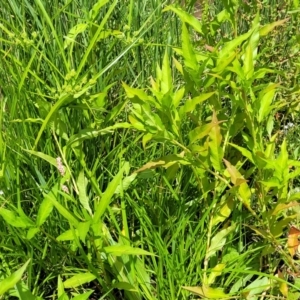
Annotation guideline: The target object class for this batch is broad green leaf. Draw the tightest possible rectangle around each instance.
[0,259,30,295]
[276,139,288,171]
[212,196,234,227]
[77,170,92,215]
[181,23,198,71]
[223,159,246,186]
[224,160,252,207]
[213,51,236,73]
[218,29,254,61]
[163,5,203,33]
[104,245,155,256]
[58,294,69,300]
[26,227,40,240]
[57,229,75,241]
[64,23,88,49]
[253,68,276,79]
[228,143,254,163]
[207,264,226,285]
[258,84,278,123]
[173,87,185,108]
[36,196,54,227]
[77,221,90,243]
[64,273,96,289]
[238,182,252,208]
[128,115,145,131]
[244,277,270,297]
[0,208,28,228]
[93,163,128,223]
[188,122,215,144]
[15,281,42,300]
[259,18,289,36]
[115,173,137,194]
[142,133,153,148]
[173,56,183,74]
[207,225,235,258]
[122,82,149,102]
[184,92,215,113]
[182,285,229,299]
[72,291,94,300]
[270,215,297,238]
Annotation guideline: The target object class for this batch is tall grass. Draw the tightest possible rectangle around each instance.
[1,0,300,299]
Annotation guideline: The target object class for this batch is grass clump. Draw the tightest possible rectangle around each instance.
[1,0,300,299]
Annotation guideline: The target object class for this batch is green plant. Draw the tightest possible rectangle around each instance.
[1,0,300,299]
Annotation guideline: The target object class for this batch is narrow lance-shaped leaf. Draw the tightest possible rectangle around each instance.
[207,225,235,259]
[223,159,252,207]
[181,22,198,71]
[163,5,203,33]
[64,273,96,289]
[0,208,28,228]
[93,163,128,223]
[64,23,88,49]
[184,92,215,113]
[259,18,289,36]
[36,196,54,227]
[182,285,229,299]
[103,244,155,256]
[0,259,31,295]
[208,112,223,171]
[218,29,254,61]
[258,84,278,123]
[161,50,172,95]
[77,170,92,215]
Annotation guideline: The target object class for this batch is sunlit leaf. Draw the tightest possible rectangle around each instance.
[163,5,203,33]
[259,18,289,36]
[184,92,215,113]
[0,259,30,295]
[36,197,54,227]
[77,170,92,215]
[209,112,223,171]
[207,225,235,259]
[104,245,155,256]
[0,208,28,228]
[64,23,88,49]
[64,273,96,289]
[182,285,229,298]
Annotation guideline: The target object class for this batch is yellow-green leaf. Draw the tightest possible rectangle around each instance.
[259,18,289,36]
[64,273,96,289]
[0,259,30,295]
[104,245,155,256]
[182,285,229,299]
[184,92,215,113]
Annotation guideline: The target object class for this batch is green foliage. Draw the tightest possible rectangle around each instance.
[1,0,300,299]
